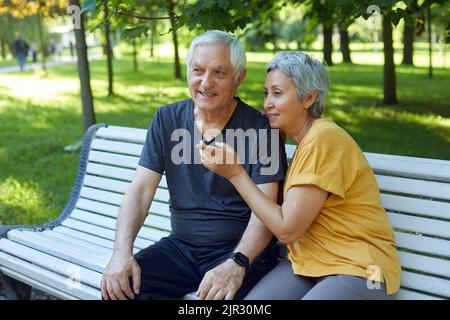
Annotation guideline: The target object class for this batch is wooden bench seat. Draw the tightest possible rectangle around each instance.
[1,124,449,300]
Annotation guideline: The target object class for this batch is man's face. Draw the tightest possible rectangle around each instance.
[188,43,242,113]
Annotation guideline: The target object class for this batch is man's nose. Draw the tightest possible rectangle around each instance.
[201,73,214,88]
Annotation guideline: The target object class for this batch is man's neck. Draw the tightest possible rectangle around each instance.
[194,99,238,138]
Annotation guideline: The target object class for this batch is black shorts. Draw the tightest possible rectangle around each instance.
[133,234,278,299]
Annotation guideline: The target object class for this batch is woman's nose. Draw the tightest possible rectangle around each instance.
[263,95,272,111]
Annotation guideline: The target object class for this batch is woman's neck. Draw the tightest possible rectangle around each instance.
[291,115,315,146]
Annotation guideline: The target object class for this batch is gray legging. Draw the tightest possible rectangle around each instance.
[244,259,396,300]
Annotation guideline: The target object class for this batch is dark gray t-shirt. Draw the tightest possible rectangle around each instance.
[139,98,286,246]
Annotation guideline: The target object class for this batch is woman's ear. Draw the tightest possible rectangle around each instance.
[304,90,318,110]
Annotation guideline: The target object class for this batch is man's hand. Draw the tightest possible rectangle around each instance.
[101,253,141,300]
[196,259,245,300]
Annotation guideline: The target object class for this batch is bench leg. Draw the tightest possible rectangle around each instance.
[0,272,32,300]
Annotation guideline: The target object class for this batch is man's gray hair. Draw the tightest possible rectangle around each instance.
[266,52,329,118]
[186,30,246,83]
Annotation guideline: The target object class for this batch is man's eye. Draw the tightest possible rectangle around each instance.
[274,91,281,96]
[263,91,268,96]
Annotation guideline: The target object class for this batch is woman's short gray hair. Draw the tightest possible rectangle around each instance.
[186,30,246,83]
[266,52,329,117]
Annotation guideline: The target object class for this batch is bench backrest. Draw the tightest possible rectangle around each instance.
[77,125,450,299]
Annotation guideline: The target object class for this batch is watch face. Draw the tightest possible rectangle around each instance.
[233,252,249,269]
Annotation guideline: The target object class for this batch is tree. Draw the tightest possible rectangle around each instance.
[104,0,114,96]
[339,22,352,63]
[72,0,96,132]
[383,12,397,103]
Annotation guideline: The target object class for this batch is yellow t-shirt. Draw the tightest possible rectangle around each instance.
[284,118,401,295]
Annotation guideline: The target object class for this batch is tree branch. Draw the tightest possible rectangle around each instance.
[117,9,178,21]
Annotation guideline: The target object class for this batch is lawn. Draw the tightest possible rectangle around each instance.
[0,53,449,227]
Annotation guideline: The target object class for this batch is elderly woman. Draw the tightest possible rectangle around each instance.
[197,52,401,300]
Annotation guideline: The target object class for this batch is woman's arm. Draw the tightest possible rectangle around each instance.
[197,142,328,244]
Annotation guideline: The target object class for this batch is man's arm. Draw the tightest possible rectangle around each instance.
[101,166,162,300]
[196,181,279,300]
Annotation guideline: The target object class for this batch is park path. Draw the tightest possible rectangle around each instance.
[0,58,76,74]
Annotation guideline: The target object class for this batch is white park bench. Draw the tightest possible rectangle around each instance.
[0,124,449,300]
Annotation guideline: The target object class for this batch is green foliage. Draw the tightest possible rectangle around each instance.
[122,25,149,39]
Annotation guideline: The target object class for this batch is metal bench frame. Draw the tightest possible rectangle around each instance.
[1,124,449,300]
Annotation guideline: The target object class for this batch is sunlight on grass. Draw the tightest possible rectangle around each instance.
[0,177,53,226]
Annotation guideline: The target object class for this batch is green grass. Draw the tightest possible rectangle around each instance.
[0,53,449,227]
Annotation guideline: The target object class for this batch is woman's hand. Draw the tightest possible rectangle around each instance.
[196,141,244,181]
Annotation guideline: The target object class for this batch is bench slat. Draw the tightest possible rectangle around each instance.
[83,174,168,193]
[70,210,170,241]
[150,201,171,218]
[52,226,116,250]
[74,200,171,231]
[0,239,102,288]
[87,151,169,189]
[89,150,139,169]
[394,232,450,258]
[61,218,152,249]
[41,229,141,256]
[83,175,130,194]
[7,230,109,273]
[399,251,450,278]
[41,230,118,256]
[96,126,147,144]
[90,139,143,157]
[397,288,444,300]
[388,211,450,239]
[401,270,450,298]
[381,193,450,220]
[376,175,450,200]
[86,163,135,182]
[0,257,99,300]
[365,152,450,182]
[80,185,169,207]
[0,266,80,300]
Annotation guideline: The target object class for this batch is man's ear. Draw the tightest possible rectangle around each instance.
[237,68,247,85]
[305,90,318,110]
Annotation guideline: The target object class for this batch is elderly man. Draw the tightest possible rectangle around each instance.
[101,30,286,300]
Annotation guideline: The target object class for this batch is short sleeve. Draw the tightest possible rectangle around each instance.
[138,108,165,174]
[250,120,286,185]
[287,144,345,206]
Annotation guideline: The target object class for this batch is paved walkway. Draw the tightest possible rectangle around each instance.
[0,58,76,74]
[0,53,101,74]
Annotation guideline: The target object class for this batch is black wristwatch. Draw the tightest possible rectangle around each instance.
[229,252,250,275]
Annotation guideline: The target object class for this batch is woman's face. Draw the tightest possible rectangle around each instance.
[263,69,310,133]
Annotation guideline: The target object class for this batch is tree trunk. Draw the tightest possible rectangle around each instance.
[0,37,6,59]
[36,13,46,71]
[383,14,397,104]
[104,1,114,96]
[427,5,432,79]
[70,0,96,132]
[323,23,333,66]
[168,0,182,80]
[132,40,138,71]
[339,23,352,64]
[150,20,156,58]
[402,23,414,65]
